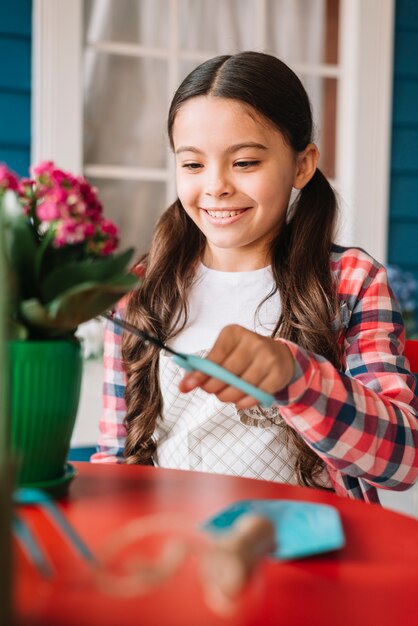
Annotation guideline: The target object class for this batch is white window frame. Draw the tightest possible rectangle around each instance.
[32,0,395,263]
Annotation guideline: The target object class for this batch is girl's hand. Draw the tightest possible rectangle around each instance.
[178,325,295,409]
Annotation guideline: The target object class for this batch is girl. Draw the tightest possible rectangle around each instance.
[93,51,418,503]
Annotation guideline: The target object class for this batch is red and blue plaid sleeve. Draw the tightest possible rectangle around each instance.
[274,247,418,501]
[90,312,127,463]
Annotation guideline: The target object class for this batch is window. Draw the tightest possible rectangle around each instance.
[33,0,395,262]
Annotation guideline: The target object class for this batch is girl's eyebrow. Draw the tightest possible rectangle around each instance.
[227,142,268,153]
[175,142,268,155]
[175,146,201,155]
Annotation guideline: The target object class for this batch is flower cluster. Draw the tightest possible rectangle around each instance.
[0,161,138,340]
[0,163,19,192]
[19,161,118,256]
[387,265,418,338]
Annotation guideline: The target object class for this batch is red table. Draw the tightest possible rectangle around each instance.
[14,462,418,626]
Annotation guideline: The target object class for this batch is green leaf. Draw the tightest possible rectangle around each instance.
[34,227,54,282]
[1,192,38,299]
[40,247,135,303]
[20,274,139,334]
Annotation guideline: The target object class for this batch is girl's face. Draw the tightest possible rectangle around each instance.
[172,96,317,271]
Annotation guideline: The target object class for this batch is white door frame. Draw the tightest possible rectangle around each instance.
[336,0,395,262]
[32,0,83,174]
[32,0,395,262]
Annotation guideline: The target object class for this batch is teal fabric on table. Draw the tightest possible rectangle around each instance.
[202,499,345,561]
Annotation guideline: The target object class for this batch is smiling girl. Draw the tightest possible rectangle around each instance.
[94,52,418,503]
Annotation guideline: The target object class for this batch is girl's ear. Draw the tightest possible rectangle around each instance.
[293,143,320,189]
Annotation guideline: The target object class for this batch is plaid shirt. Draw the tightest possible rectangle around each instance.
[92,245,418,503]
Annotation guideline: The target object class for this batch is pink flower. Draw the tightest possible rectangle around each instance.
[5,159,121,257]
[46,186,69,204]
[88,236,118,256]
[101,239,118,255]
[85,216,119,256]
[53,217,90,247]
[30,160,55,178]
[78,179,97,202]
[0,164,19,191]
[85,204,103,222]
[96,218,119,255]
[79,180,103,220]
[18,179,35,214]
[19,178,34,194]
[51,169,76,187]
[36,201,62,222]
[99,218,119,237]
[83,222,95,238]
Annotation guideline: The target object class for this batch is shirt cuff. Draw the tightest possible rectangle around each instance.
[273,339,315,406]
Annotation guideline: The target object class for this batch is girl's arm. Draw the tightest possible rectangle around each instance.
[180,262,418,491]
[274,334,418,492]
[90,314,127,463]
[274,260,418,491]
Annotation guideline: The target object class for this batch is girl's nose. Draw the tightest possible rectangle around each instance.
[204,170,233,197]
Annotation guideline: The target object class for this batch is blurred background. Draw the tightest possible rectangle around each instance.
[1,0,417,515]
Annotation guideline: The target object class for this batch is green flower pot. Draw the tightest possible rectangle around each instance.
[9,339,83,493]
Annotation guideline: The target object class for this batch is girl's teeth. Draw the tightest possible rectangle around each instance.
[206,210,244,218]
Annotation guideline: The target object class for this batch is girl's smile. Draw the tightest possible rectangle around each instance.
[172,96,316,271]
[201,206,251,225]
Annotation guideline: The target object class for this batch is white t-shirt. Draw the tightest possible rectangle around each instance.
[154,263,331,487]
[169,263,281,352]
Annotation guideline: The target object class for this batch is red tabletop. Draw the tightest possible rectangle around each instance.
[14,462,418,626]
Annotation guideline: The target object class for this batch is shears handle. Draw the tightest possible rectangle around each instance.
[172,353,276,408]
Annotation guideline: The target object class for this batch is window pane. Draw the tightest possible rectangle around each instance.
[84,0,169,47]
[179,0,257,53]
[324,0,339,65]
[301,75,337,179]
[89,178,167,255]
[266,0,339,65]
[83,52,168,169]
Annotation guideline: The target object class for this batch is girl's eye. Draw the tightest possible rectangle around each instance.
[234,160,261,169]
[182,163,203,171]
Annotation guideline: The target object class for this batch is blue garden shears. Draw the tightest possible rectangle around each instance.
[104,314,276,407]
[14,487,95,578]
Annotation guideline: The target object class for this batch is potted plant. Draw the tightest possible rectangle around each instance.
[0,176,13,624]
[0,161,139,494]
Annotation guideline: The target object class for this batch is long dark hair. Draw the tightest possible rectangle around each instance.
[122,51,340,487]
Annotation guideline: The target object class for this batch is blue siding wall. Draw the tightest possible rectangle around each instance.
[0,0,32,177]
[388,0,418,279]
